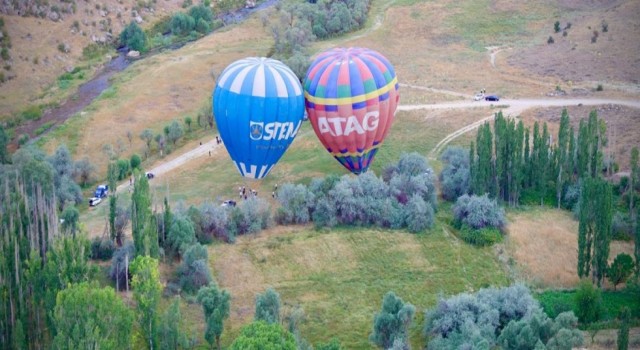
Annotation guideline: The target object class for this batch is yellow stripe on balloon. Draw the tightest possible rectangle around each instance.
[304,77,398,105]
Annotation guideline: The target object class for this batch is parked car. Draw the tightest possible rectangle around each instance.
[89,197,102,207]
[473,93,484,101]
[221,200,237,207]
[485,95,500,102]
[94,184,109,198]
[145,172,155,179]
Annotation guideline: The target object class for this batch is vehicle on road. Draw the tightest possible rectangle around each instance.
[221,200,237,207]
[473,93,484,101]
[89,197,102,207]
[485,95,500,102]
[145,172,155,179]
[94,185,109,198]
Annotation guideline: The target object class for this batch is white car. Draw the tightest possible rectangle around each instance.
[473,93,484,101]
[89,197,102,207]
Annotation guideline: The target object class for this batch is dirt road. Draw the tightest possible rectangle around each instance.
[397,97,640,157]
[121,96,639,190]
[115,139,223,194]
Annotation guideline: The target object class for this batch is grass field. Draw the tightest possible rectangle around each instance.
[203,223,509,348]
[506,207,636,289]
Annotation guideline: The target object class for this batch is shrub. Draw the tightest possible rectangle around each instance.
[497,310,583,349]
[226,198,271,236]
[21,105,43,121]
[120,21,146,51]
[177,243,212,293]
[458,225,502,246]
[574,280,603,324]
[554,21,561,33]
[312,197,337,229]
[167,215,196,256]
[607,253,635,290]
[130,153,141,170]
[170,12,195,36]
[199,202,233,243]
[370,292,415,348]
[548,36,554,44]
[116,158,130,180]
[91,236,115,260]
[109,242,135,288]
[439,146,470,201]
[275,183,315,224]
[255,288,281,324]
[453,194,506,230]
[596,84,604,91]
[188,4,212,23]
[612,212,633,241]
[424,284,540,349]
[404,194,434,233]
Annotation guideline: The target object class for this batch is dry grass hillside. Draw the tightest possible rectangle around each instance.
[508,0,640,88]
[0,0,184,116]
[506,208,635,289]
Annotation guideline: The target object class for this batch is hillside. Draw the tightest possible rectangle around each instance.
[2,0,640,348]
[0,0,184,116]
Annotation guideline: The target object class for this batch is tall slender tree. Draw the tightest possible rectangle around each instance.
[578,177,612,287]
[131,256,162,350]
[131,171,158,257]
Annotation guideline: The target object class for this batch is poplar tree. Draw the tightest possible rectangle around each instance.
[108,161,118,244]
[578,178,612,287]
[475,123,494,197]
[131,256,162,350]
[131,171,159,257]
[630,147,638,221]
[554,109,571,208]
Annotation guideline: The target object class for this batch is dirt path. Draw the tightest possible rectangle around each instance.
[115,139,223,194]
[397,97,640,157]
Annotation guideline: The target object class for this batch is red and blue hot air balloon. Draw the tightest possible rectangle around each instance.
[303,47,399,174]
[213,57,305,179]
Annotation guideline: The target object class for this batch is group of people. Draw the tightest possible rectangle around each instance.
[238,186,258,200]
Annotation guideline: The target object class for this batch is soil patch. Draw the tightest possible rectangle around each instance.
[508,0,640,85]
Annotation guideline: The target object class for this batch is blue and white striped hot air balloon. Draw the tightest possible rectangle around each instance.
[213,57,305,179]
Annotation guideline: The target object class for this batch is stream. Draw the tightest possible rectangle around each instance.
[16,0,278,141]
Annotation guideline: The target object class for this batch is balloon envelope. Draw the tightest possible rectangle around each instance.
[213,57,305,179]
[303,47,399,174]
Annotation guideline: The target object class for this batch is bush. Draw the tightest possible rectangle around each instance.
[424,284,540,349]
[439,146,470,201]
[167,215,196,256]
[109,242,135,288]
[275,183,315,224]
[255,288,281,324]
[120,21,146,51]
[548,35,554,44]
[233,197,272,235]
[458,225,502,246]
[575,280,603,324]
[130,153,141,170]
[21,105,43,121]
[607,253,635,290]
[188,4,212,23]
[497,310,583,350]
[170,12,195,36]
[177,243,212,293]
[312,197,337,229]
[405,194,434,233]
[453,194,506,230]
[116,158,130,180]
[91,236,115,260]
[612,212,633,241]
[199,202,234,243]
